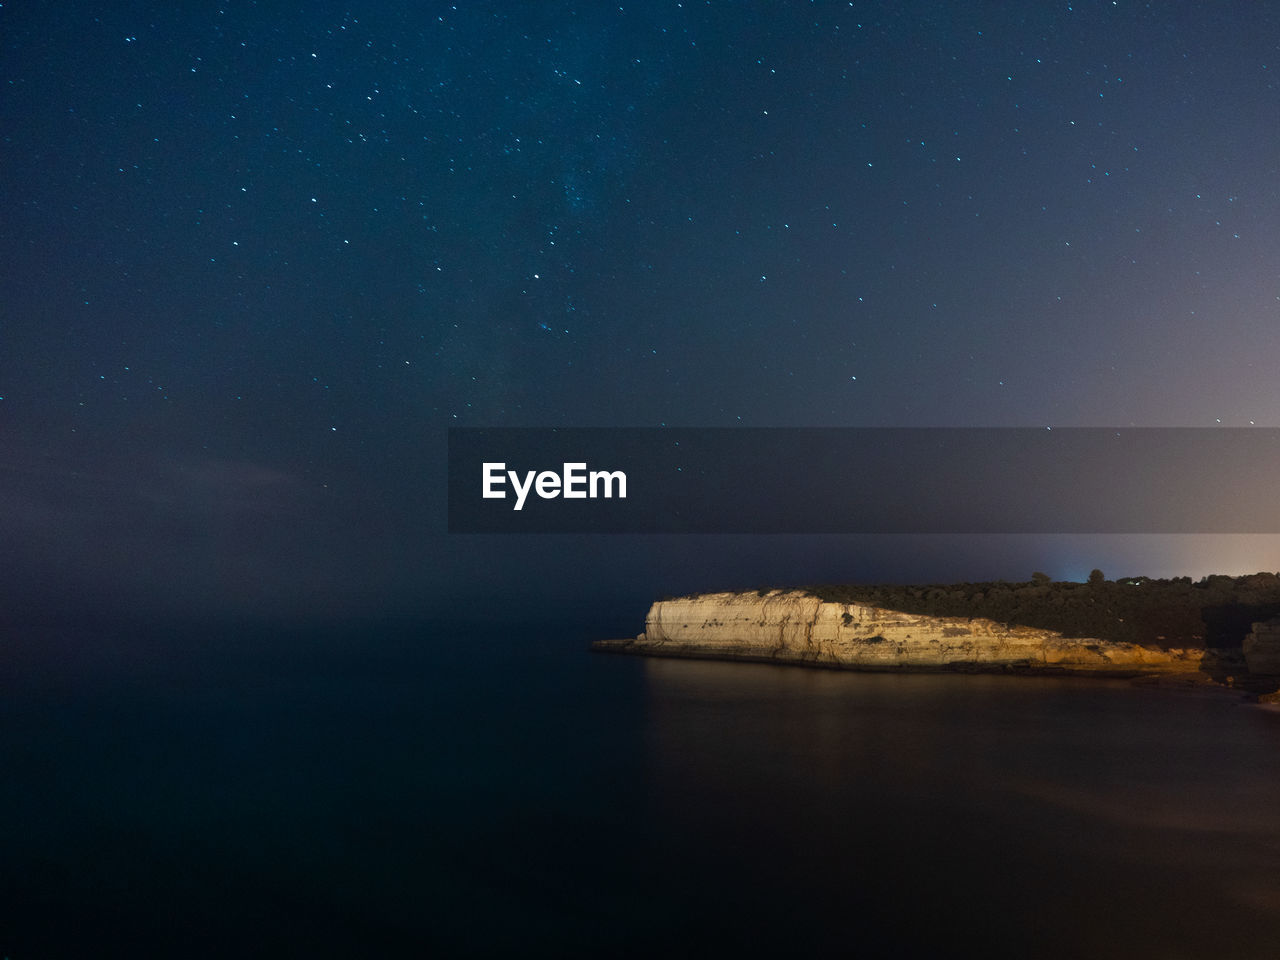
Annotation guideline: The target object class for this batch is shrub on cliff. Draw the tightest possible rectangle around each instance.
[800,573,1280,649]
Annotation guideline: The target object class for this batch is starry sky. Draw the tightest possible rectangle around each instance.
[4,1,1279,630]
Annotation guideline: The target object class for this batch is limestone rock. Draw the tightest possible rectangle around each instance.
[1244,617,1280,676]
[598,589,1210,675]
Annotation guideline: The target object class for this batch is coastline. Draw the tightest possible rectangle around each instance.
[593,586,1280,701]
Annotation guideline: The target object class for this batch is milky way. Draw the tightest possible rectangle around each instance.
[3,2,1278,623]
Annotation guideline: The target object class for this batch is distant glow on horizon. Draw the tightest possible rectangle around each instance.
[941,535,1280,583]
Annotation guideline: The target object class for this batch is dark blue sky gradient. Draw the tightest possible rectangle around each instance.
[4,2,1279,627]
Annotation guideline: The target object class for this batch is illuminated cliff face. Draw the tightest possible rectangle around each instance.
[622,591,1213,673]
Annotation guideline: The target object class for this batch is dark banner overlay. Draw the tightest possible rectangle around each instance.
[447,428,1280,534]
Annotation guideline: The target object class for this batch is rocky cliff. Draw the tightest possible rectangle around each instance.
[1244,617,1280,676]
[594,590,1230,675]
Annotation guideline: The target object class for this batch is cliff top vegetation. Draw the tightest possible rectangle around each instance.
[795,572,1280,649]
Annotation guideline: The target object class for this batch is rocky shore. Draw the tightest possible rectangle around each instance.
[594,590,1280,694]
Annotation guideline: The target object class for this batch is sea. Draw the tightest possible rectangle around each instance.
[2,620,1279,958]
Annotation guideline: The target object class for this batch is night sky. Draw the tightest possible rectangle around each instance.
[4,1,1280,630]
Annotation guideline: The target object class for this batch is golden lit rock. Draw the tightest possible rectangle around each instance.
[596,590,1222,675]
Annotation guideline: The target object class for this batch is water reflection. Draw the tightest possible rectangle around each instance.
[639,658,1280,957]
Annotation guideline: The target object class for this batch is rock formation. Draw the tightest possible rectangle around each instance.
[594,590,1229,675]
[1244,617,1280,676]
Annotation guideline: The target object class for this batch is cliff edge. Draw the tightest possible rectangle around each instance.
[594,590,1240,676]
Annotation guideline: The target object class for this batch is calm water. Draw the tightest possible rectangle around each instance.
[2,622,1279,957]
